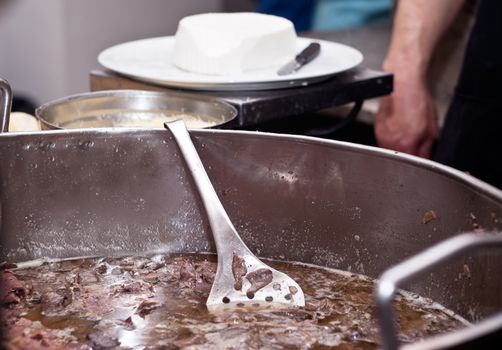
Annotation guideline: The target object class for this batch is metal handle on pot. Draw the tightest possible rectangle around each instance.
[0,78,12,133]
[375,232,502,350]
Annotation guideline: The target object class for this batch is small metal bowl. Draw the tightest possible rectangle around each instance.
[35,90,238,130]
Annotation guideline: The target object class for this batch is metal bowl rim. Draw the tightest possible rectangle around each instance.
[34,89,238,130]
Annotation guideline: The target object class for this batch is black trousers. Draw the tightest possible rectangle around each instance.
[434,93,502,188]
[433,0,502,189]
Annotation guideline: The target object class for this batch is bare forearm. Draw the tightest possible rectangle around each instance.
[384,0,465,78]
[375,0,465,157]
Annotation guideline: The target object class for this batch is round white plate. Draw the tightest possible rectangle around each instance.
[98,36,363,91]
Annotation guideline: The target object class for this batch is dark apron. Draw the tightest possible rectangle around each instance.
[434,0,502,189]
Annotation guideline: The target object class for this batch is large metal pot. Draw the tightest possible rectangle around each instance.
[0,80,501,348]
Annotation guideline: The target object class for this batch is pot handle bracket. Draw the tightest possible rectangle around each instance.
[375,232,502,350]
[0,78,12,133]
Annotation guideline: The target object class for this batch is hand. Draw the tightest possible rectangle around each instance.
[375,75,439,158]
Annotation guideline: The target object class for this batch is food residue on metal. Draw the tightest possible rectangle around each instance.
[422,210,438,224]
[463,264,472,280]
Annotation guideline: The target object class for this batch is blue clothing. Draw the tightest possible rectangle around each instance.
[258,0,392,32]
[312,0,392,31]
[257,0,315,32]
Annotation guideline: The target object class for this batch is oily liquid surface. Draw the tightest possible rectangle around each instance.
[57,111,221,129]
[1,254,466,349]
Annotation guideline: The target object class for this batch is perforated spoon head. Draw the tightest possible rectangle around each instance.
[206,244,305,309]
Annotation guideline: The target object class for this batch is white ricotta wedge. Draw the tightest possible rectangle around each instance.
[174,12,297,76]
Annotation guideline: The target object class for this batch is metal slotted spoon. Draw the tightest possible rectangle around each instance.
[165,120,305,309]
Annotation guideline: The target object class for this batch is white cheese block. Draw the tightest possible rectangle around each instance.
[8,112,41,132]
[173,12,297,76]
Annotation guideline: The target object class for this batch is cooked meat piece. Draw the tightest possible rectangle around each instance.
[245,268,273,297]
[135,300,161,318]
[305,298,328,312]
[94,264,107,275]
[179,261,197,282]
[232,254,247,290]
[122,316,135,331]
[1,270,26,306]
[197,260,216,285]
[41,288,73,314]
[147,261,165,271]
[77,270,100,285]
[117,281,152,294]
[87,331,120,349]
[3,318,81,350]
[157,264,180,283]
[0,262,18,270]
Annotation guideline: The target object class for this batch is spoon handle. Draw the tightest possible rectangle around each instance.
[165,120,250,257]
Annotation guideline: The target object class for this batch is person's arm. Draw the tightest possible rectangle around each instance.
[375,0,465,158]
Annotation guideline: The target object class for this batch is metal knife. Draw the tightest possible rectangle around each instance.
[277,42,321,76]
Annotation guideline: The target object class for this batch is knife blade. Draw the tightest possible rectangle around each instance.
[277,42,321,76]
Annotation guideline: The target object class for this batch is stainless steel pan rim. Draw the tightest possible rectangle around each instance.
[34,89,238,130]
[2,127,501,202]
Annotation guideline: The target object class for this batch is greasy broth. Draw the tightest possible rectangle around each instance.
[1,254,467,349]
